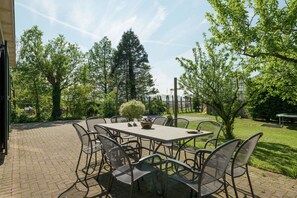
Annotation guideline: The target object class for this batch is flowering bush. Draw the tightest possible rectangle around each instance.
[119,100,145,120]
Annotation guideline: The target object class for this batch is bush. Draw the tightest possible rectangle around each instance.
[119,100,145,120]
[149,98,166,115]
[99,92,116,118]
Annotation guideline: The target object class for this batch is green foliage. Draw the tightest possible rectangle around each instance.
[62,84,93,118]
[192,94,201,112]
[185,112,297,178]
[177,41,249,139]
[17,26,48,120]
[206,0,297,103]
[87,36,114,98]
[99,91,117,118]
[43,35,83,119]
[246,77,297,121]
[149,98,166,115]
[112,29,157,102]
[119,99,145,120]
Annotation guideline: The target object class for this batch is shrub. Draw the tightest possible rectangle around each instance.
[119,100,145,120]
[99,92,116,118]
[149,98,166,115]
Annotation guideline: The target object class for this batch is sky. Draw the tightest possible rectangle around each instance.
[15,0,213,95]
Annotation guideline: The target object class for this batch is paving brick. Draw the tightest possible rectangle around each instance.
[0,120,296,197]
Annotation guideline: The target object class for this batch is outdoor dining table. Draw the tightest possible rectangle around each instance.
[99,122,213,158]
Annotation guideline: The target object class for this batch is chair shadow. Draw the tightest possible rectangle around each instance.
[252,142,297,178]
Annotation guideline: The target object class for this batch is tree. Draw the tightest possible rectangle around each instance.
[206,0,297,64]
[43,35,83,119]
[177,42,248,139]
[206,0,297,103]
[87,37,114,99]
[112,29,157,102]
[16,26,48,120]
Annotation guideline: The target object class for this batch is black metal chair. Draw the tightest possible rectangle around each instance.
[110,115,135,142]
[181,120,222,164]
[226,132,263,198]
[110,115,129,123]
[58,123,102,197]
[94,125,142,163]
[162,118,190,156]
[142,116,168,154]
[152,116,168,126]
[98,135,163,198]
[165,139,240,198]
[86,116,106,133]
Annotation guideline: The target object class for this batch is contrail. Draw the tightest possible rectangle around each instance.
[15,1,100,39]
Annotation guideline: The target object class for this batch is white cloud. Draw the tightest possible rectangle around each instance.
[15,1,100,39]
[138,6,167,40]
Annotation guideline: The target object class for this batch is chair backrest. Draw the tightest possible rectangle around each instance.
[169,118,189,128]
[94,125,115,140]
[199,139,240,195]
[196,121,222,144]
[110,116,129,123]
[86,117,106,132]
[73,123,91,147]
[98,135,132,172]
[152,116,168,125]
[232,132,263,169]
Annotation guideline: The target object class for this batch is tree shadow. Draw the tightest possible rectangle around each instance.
[252,142,297,178]
[11,120,82,131]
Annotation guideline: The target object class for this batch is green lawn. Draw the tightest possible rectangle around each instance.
[182,113,297,178]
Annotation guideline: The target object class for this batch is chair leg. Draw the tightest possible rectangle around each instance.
[246,165,255,198]
[231,172,239,198]
[223,174,229,197]
[129,183,134,198]
[107,171,114,193]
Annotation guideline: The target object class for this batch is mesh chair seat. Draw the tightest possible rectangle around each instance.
[226,164,246,177]
[98,135,163,198]
[165,139,240,198]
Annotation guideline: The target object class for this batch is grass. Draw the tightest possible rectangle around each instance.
[181,112,297,178]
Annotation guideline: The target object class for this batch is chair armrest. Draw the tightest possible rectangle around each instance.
[194,149,213,169]
[204,138,218,149]
[134,154,164,170]
[165,158,200,180]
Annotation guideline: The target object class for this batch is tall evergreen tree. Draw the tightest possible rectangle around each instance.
[113,29,156,102]
[87,36,114,99]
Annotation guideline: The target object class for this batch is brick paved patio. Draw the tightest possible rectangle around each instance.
[0,120,296,197]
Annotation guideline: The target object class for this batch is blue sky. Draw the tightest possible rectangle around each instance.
[15,0,213,94]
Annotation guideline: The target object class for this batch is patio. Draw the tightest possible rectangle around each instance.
[0,120,296,197]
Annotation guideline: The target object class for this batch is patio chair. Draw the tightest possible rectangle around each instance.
[152,116,168,126]
[58,123,102,197]
[110,115,135,142]
[86,116,106,133]
[86,116,106,140]
[226,132,263,198]
[98,135,163,198]
[141,116,168,153]
[165,139,240,198]
[110,115,129,123]
[181,120,222,164]
[94,125,142,163]
[162,118,190,156]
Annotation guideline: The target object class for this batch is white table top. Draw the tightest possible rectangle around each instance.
[99,122,212,143]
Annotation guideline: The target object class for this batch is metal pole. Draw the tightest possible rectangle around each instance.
[174,78,178,126]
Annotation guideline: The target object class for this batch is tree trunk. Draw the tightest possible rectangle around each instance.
[51,83,61,120]
[223,119,235,139]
